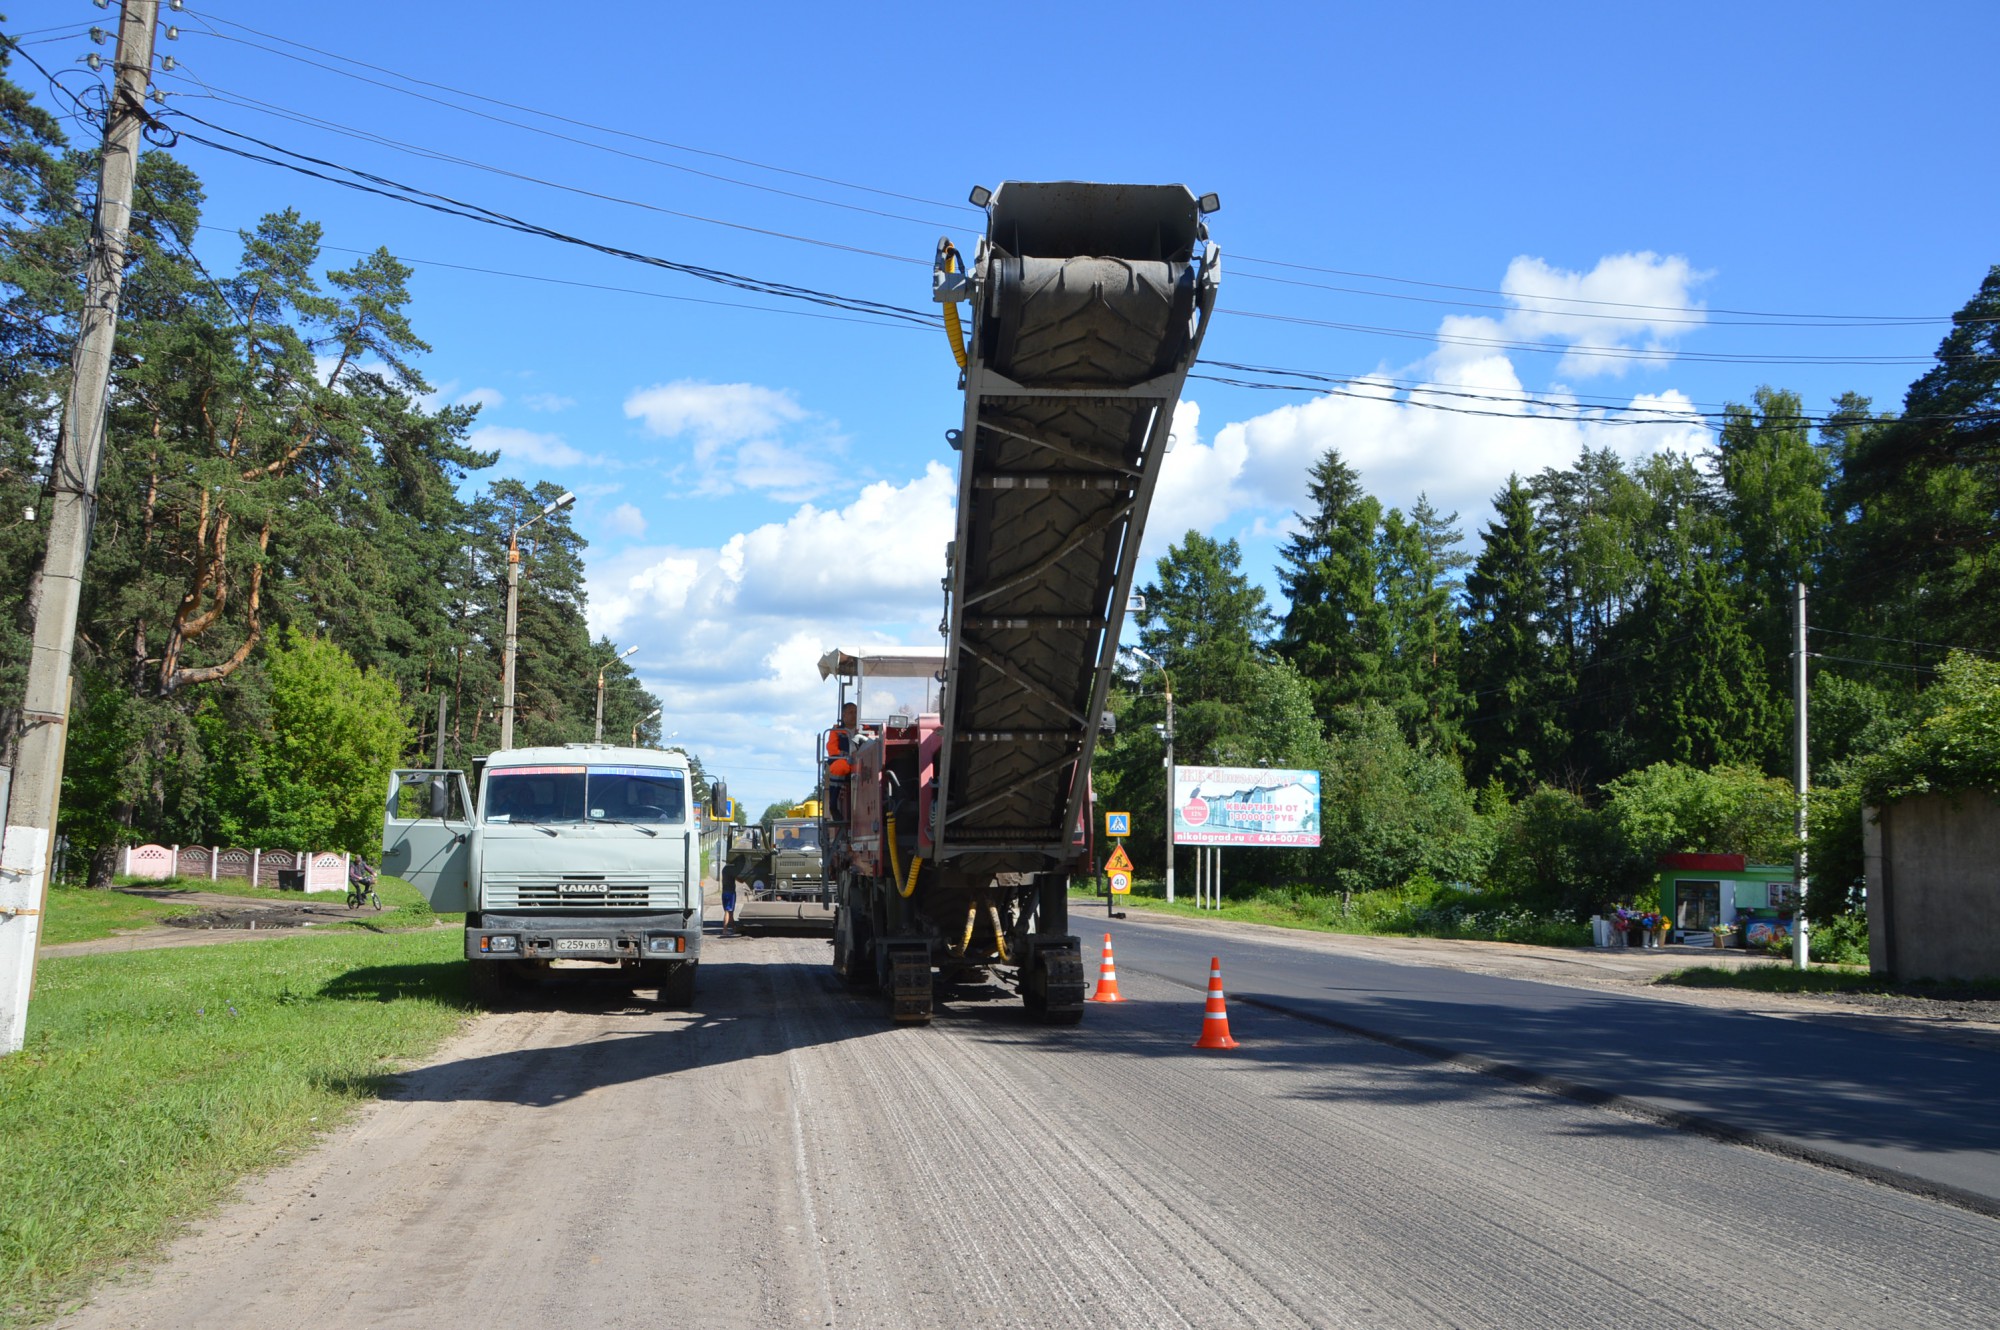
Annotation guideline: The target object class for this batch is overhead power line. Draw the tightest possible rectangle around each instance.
[1191,359,1997,430]
[159,107,940,329]
[137,10,1985,346]
[1219,306,1982,368]
[176,10,973,227]
[1230,267,1955,330]
[1230,252,1969,324]
[155,73,931,266]
[171,221,928,333]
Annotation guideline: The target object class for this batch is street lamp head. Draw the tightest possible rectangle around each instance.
[545,491,576,515]
[620,645,639,659]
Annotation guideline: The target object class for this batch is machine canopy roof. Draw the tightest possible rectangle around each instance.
[817,647,946,681]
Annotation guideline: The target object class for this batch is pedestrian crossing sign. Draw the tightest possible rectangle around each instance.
[1105,843,1134,876]
[1105,811,1131,838]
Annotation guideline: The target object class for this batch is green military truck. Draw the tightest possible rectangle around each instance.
[724,812,833,931]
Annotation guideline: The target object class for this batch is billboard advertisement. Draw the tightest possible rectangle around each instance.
[1172,766,1321,847]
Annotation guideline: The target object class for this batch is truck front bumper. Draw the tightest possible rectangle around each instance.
[468,913,701,963]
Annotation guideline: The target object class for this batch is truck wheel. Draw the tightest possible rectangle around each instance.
[658,961,698,1009]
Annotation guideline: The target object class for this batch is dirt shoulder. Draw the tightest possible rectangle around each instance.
[1112,902,2000,1053]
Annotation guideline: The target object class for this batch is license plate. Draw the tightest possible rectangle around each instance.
[554,937,610,953]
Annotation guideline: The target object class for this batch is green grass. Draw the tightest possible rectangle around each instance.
[1080,879,1591,948]
[1657,964,2000,998]
[0,929,471,1326]
[39,889,199,947]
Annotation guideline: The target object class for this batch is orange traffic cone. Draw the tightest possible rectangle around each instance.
[1192,956,1239,1050]
[1091,933,1124,1002]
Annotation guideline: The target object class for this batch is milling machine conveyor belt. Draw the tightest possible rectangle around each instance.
[931,182,1220,869]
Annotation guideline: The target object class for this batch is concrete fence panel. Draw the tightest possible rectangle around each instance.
[122,844,174,880]
[306,851,350,893]
[214,847,255,883]
[255,849,299,889]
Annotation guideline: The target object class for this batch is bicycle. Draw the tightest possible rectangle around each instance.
[347,867,382,911]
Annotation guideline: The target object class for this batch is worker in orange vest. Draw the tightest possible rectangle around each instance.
[826,701,857,820]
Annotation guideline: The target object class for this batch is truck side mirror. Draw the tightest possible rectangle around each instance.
[429,778,451,820]
[710,780,729,818]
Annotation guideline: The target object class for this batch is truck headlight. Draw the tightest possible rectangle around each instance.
[481,935,518,953]
[647,935,685,953]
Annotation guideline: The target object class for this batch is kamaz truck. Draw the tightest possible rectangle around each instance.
[824,180,1220,1024]
[382,744,724,1005]
[724,812,833,930]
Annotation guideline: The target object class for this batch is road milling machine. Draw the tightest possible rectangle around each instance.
[823,181,1220,1024]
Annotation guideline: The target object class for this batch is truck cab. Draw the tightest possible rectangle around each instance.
[382,744,713,1005]
[730,815,833,930]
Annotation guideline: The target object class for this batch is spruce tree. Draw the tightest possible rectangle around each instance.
[1462,476,1569,791]
[1276,446,1383,721]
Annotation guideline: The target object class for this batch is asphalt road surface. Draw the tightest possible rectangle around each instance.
[61,926,2000,1330]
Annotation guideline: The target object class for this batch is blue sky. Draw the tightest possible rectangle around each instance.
[8,0,1998,812]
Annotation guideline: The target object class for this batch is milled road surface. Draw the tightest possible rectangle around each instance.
[60,931,2000,1329]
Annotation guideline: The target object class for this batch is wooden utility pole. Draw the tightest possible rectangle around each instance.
[0,0,160,1055]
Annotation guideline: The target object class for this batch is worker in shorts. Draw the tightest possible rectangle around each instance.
[719,861,738,935]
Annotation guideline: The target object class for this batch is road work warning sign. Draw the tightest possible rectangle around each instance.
[1105,843,1133,876]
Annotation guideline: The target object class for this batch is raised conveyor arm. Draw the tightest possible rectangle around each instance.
[931,182,1219,869]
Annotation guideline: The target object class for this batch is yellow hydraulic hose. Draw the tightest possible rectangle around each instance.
[987,903,1010,963]
[954,904,976,956]
[885,813,902,889]
[939,243,968,370]
[902,855,923,899]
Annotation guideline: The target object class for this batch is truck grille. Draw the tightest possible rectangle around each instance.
[482,870,685,911]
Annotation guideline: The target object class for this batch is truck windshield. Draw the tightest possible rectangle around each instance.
[773,823,819,851]
[485,765,686,825]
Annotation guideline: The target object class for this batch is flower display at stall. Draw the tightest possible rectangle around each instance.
[1610,906,1670,946]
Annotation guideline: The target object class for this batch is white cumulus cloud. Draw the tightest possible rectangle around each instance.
[586,465,956,814]
[467,425,597,471]
[623,379,843,500]
[605,502,647,538]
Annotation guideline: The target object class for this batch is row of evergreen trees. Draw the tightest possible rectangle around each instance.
[1098,262,2000,917]
[0,49,661,877]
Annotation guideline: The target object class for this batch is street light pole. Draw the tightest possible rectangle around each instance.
[633,707,662,747]
[595,644,638,743]
[497,492,574,751]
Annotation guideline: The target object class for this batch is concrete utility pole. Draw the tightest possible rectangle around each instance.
[497,491,574,751]
[1162,676,1175,905]
[1130,648,1175,904]
[594,645,637,743]
[433,694,447,768]
[0,0,160,1056]
[1793,580,1811,970]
